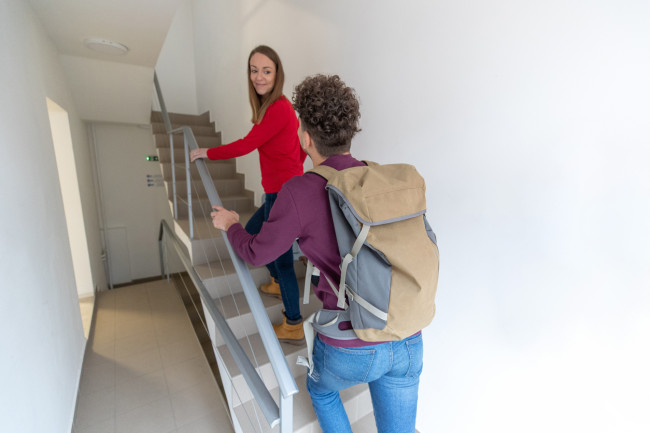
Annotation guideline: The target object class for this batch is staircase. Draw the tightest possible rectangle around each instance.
[150,111,377,433]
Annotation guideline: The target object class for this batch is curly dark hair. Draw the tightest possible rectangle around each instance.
[292,74,361,156]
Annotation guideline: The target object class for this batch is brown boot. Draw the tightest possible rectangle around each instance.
[259,278,281,298]
[273,316,305,345]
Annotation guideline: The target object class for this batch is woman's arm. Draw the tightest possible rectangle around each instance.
[195,99,291,161]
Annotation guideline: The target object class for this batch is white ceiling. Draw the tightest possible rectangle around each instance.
[28,0,183,67]
[28,0,186,123]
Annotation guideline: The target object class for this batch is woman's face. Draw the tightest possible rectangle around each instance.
[249,53,276,96]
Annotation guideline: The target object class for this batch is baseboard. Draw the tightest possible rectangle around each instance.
[112,275,165,289]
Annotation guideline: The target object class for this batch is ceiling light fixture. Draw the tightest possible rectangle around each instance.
[83,37,129,55]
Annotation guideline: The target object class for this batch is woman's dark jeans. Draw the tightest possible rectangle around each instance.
[244,193,301,322]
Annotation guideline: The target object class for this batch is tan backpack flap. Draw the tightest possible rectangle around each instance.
[312,163,427,224]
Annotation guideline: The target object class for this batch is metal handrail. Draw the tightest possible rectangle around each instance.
[153,72,298,432]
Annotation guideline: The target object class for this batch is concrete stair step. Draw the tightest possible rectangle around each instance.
[160,161,238,182]
[210,294,284,347]
[214,288,318,402]
[168,196,249,222]
[232,373,372,433]
[210,275,314,345]
[195,252,306,297]
[187,211,261,265]
[194,258,270,299]
[170,193,254,219]
[167,178,248,201]
[152,122,218,136]
[165,177,247,200]
[157,146,197,163]
[171,207,254,244]
[350,413,421,433]
[153,131,222,149]
[151,110,211,126]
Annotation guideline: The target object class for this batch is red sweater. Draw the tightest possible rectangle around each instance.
[206,96,306,193]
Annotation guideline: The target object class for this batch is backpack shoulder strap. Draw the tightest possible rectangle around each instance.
[307,164,338,181]
[308,160,375,181]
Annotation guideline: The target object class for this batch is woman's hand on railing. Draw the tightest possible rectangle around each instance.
[190,148,208,162]
[211,206,240,231]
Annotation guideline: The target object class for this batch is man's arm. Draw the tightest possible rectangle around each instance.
[212,187,301,267]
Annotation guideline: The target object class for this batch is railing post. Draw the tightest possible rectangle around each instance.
[164,237,170,282]
[158,224,165,277]
[279,394,294,433]
[184,129,194,239]
[170,132,178,219]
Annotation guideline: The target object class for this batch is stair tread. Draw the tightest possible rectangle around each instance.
[152,122,218,135]
[151,110,211,126]
[194,256,263,279]
[174,210,256,240]
[214,289,284,320]
[153,133,222,150]
[215,292,321,374]
[217,331,307,376]
[349,414,421,433]
[233,372,371,433]
[167,183,251,199]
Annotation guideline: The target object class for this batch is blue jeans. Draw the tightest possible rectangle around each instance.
[245,193,301,322]
[306,333,423,433]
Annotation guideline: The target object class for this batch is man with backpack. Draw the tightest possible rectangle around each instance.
[211,74,438,433]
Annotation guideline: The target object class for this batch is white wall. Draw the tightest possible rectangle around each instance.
[156,0,200,115]
[0,0,97,431]
[47,98,95,298]
[61,55,155,125]
[192,0,262,202]
[189,1,650,431]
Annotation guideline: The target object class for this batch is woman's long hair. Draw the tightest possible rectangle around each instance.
[247,45,285,124]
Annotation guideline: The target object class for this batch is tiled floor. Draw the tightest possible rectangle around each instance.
[72,279,234,433]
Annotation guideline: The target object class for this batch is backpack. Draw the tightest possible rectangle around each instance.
[303,161,439,342]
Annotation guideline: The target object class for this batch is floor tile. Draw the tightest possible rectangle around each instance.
[79,361,116,396]
[170,380,224,427]
[74,417,115,433]
[153,310,193,333]
[115,370,169,414]
[160,337,204,368]
[176,409,231,433]
[164,356,214,394]
[115,396,176,433]
[116,346,164,383]
[115,330,159,360]
[96,290,117,309]
[85,341,116,368]
[155,319,195,346]
[115,316,155,340]
[74,387,116,428]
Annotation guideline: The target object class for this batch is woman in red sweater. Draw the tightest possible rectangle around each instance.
[190,45,306,344]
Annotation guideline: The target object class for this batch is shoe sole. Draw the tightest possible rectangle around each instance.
[278,338,305,346]
[259,289,281,299]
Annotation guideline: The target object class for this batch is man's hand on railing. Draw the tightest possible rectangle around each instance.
[211,206,240,231]
[190,148,208,162]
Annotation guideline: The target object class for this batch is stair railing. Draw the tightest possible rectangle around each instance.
[154,72,299,432]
